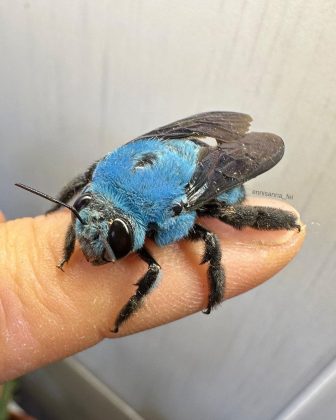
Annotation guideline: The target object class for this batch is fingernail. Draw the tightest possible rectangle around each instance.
[249,223,305,247]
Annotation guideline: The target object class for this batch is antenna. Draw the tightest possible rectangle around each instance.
[15,183,85,224]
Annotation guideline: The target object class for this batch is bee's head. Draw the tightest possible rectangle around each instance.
[14,183,141,266]
[73,193,135,265]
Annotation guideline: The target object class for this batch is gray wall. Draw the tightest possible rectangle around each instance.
[1,1,336,419]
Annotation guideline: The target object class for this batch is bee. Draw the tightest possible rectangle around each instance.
[16,112,299,332]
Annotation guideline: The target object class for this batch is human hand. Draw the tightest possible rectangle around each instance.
[0,198,305,383]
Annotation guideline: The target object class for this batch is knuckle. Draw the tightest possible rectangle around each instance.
[4,218,40,287]
[0,220,43,377]
[0,218,62,326]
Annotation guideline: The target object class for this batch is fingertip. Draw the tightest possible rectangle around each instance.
[200,198,305,298]
[223,221,305,298]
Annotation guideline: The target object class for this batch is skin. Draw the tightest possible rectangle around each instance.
[0,198,305,383]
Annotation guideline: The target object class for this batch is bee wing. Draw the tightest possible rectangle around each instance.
[133,111,252,143]
[133,112,284,210]
[185,132,284,209]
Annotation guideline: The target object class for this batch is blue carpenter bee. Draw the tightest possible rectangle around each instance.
[16,112,299,332]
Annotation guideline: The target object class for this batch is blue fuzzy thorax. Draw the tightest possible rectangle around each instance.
[88,139,200,248]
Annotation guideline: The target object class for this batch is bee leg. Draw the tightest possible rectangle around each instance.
[46,161,98,214]
[188,224,225,315]
[112,247,161,333]
[210,205,300,231]
[57,222,76,271]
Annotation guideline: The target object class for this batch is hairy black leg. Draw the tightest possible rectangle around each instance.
[188,224,225,315]
[205,204,300,231]
[112,247,161,333]
[57,222,76,271]
[46,161,98,214]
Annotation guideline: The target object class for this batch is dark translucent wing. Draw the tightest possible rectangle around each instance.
[185,132,284,209]
[133,111,252,143]
[132,111,283,210]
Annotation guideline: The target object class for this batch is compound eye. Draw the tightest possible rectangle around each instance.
[107,218,133,259]
[73,194,92,212]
